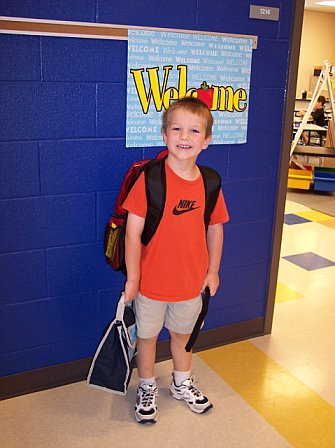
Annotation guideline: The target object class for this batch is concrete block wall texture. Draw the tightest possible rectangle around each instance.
[0,0,294,377]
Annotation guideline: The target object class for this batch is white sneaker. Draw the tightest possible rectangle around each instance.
[135,383,158,424]
[170,375,213,414]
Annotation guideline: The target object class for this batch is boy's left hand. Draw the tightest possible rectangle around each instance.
[124,279,139,304]
[201,272,219,296]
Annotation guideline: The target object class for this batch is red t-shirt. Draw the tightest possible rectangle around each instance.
[123,161,229,301]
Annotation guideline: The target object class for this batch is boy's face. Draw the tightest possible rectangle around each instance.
[162,109,212,163]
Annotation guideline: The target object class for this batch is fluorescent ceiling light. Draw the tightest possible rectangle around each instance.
[316,1,335,5]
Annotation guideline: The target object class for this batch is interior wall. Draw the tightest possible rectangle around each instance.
[296,9,335,97]
[0,0,296,380]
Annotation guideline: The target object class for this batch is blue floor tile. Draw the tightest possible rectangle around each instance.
[283,252,335,271]
[284,214,311,225]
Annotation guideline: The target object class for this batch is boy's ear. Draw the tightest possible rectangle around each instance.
[161,129,168,145]
[202,135,212,150]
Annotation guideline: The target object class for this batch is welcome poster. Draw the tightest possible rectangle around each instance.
[126,29,253,147]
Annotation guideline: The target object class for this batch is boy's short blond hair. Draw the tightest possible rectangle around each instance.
[162,97,214,138]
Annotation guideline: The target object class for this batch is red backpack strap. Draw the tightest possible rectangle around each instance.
[113,159,150,216]
[113,149,168,216]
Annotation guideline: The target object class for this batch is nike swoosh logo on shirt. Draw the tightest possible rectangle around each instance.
[172,206,200,215]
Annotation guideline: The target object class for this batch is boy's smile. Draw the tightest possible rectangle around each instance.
[162,109,212,164]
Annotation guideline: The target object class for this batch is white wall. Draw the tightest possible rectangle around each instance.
[296,10,335,98]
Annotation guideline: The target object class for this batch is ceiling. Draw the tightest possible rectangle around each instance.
[304,0,335,13]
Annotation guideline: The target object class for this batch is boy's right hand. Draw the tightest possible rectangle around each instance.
[124,279,139,304]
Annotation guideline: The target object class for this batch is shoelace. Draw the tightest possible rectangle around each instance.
[140,386,158,408]
[181,375,203,398]
[188,383,202,398]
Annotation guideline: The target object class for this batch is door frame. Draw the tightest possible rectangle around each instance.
[264,0,305,333]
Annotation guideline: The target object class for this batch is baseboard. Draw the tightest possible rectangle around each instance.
[0,317,264,400]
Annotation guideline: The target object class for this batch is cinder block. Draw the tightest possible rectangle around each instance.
[40,139,125,195]
[51,336,100,365]
[205,301,265,329]
[262,180,277,221]
[0,346,51,377]
[0,35,40,81]
[197,145,229,179]
[248,87,284,141]
[278,3,294,39]
[0,0,96,22]
[46,243,120,297]
[0,194,95,253]
[0,142,40,198]
[124,147,145,166]
[97,84,126,138]
[0,250,47,304]
[211,263,268,312]
[143,147,165,160]
[98,0,197,28]
[0,82,96,141]
[0,292,99,354]
[227,144,264,180]
[221,222,272,268]
[42,37,127,83]
[222,180,264,224]
[251,39,289,88]
[228,87,283,180]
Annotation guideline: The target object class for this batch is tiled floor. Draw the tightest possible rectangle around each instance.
[283,252,335,271]
[1,199,334,448]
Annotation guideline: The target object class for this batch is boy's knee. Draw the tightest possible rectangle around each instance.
[169,330,190,342]
[137,335,158,345]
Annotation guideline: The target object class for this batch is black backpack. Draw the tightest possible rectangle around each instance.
[104,152,221,276]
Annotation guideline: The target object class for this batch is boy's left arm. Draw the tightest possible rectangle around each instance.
[202,223,223,296]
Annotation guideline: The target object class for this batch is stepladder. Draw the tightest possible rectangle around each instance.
[291,61,335,158]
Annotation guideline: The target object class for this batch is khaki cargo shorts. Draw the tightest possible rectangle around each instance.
[134,292,202,339]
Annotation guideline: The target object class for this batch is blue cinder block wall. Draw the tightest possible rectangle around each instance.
[0,0,294,377]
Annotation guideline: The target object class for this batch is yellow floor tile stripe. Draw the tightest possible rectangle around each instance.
[319,219,335,229]
[275,282,303,303]
[296,210,333,222]
[199,341,335,448]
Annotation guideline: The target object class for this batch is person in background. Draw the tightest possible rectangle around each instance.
[301,95,326,144]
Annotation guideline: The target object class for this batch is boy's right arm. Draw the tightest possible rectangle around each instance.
[124,211,145,303]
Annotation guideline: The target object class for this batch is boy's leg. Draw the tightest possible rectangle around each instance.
[136,335,158,379]
[166,296,213,414]
[169,331,192,372]
[169,330,212,414]
[134,294,166,424]
[134,335,159,424]
[166,297,201,374]
[135,293,166,378]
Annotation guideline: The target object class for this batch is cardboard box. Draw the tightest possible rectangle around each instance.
[322,158,335,168]
[325,121,335,149]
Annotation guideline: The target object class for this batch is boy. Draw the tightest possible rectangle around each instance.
[122,97,229,424]
[301,95,326,144]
